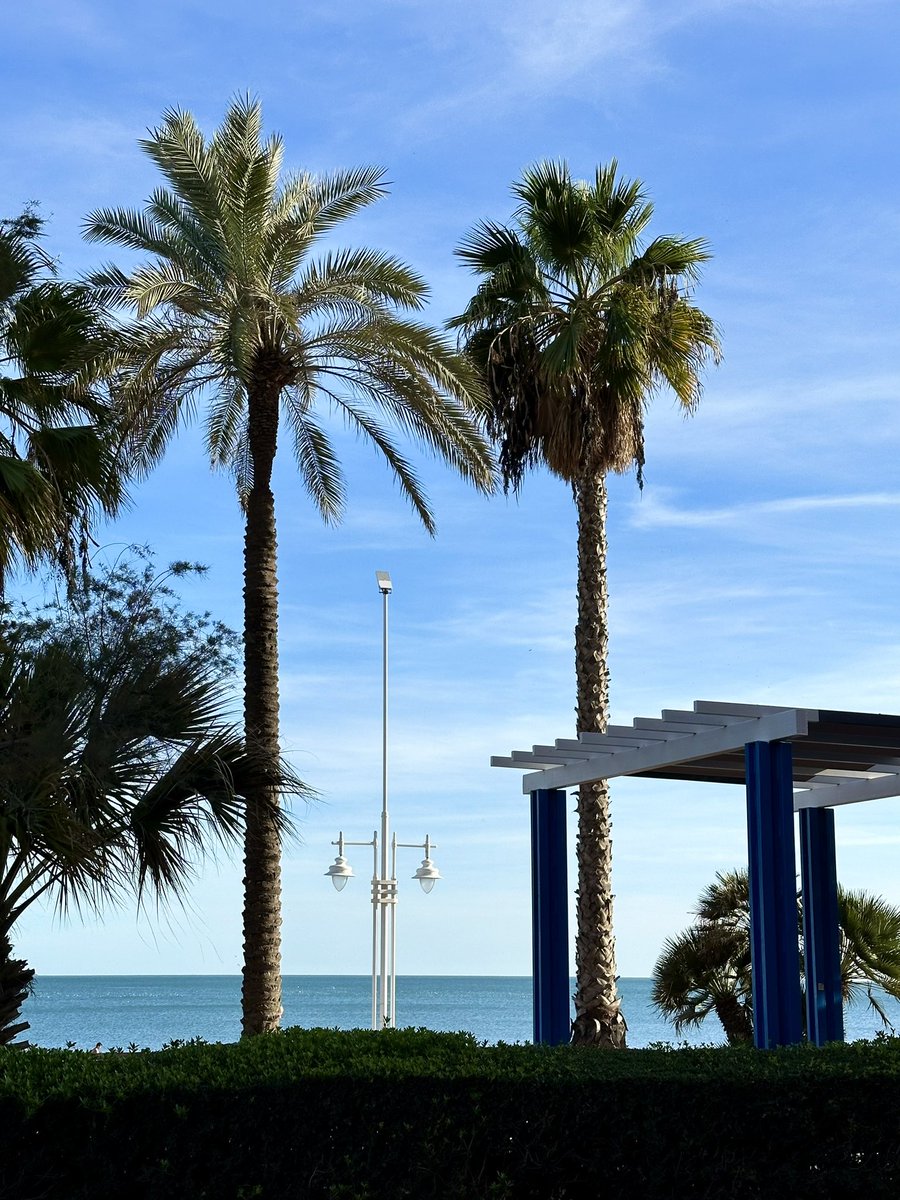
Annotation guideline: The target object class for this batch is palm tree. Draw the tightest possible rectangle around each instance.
[651,870,754,1045]
[652,869,900,1044]
[0,553,292,1047]
[451,161,720,1047]
[83,97,494,1036]
[0,209,124,591]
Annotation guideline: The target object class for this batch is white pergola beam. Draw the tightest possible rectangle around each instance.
[694,700,799,717]
[564,735,669,750]
[794,772,900,810]
[495,700,900,806]
[519,707,810,794]
[660,708,754,726]
[634,717,738,734]
[585,726,678,743]
[533,745,606,761]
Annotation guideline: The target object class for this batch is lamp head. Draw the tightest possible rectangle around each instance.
[413,857,441,894]
[375,570,392,594]
[325,855,354,891]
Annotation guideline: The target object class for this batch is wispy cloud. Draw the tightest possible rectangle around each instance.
[501,0,669,88]
[629,489,900,531]
[384,0,885,140]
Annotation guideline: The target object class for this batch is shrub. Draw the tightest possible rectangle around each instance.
[1,1026,899,1198]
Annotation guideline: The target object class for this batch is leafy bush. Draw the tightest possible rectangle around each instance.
[1,1026,900,1198]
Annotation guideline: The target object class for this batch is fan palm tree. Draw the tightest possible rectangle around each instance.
[451,161,720,1047]
[0,554,295,1047]
[652,869,900,1044]
[0,209,124,591]
[83,97,494,1036]
[651,870,754,1045]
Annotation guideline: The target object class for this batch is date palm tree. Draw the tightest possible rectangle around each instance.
[0,210,123,591]
[84,97,494,1036]
[452,161,720,1047]
[652,869,900,1044]
[0,554,288,1047]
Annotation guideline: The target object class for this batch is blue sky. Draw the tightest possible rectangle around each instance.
[5,0,900,985]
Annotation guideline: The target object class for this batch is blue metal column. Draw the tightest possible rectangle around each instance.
[799,807,843,1045]
[530,788,570,1045]
[745,741,803,1048]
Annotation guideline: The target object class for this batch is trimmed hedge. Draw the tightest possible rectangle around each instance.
[2,1027,900,1198]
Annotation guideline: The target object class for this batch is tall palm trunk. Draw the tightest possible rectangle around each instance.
[240,376,284,1037]
[571,466,627,1048]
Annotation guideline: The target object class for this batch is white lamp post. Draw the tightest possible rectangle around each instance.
[325,570,441,1029]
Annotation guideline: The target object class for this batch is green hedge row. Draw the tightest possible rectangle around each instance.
[2,1027,900,1198]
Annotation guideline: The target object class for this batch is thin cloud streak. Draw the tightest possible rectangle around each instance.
[630,490,900,531]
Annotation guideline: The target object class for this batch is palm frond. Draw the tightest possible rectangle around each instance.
[83,208,172,257]
[295,247,428,315]
[298,165,388,233]
[455,221,530,276]
[138,107,226,239]
[450,160,720,491]
[281,397,345,524]
[0,555,275,925]
[311,387,435,532]
[205,375,248,471]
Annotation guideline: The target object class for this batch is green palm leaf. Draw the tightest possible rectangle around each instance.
[0,211,128,588]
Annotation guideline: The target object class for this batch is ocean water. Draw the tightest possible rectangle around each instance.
[19,975,900,1051]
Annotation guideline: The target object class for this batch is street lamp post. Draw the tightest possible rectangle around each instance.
[325,571,441,1029]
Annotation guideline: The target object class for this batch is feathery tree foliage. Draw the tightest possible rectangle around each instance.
[652,868,900,1044]
[451,161,720,1046]
[0,209,124,590]
[0,550,304,1047]
[83,97,494,1035]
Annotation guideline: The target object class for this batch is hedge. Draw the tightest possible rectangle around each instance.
[2,1027,900,1198]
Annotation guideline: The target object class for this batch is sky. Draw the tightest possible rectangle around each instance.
[4,0,900,987]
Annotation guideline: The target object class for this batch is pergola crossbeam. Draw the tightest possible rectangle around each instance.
[634,717,738,734]
[582,727,678,744]
[793,772,900,810]
[660,708,754,726]
[518,707,810,794]
[694,700,792,717]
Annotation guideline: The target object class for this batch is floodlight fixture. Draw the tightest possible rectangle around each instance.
[375,570,392,594]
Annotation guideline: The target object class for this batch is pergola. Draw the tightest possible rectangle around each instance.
[493,700,900,1048]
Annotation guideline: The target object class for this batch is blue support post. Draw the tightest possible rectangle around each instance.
[745,741,803,1048]
[799,807,844,1045]
[530,788,570,1045]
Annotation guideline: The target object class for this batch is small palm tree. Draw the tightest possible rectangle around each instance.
[451,161,720,1047]
[0,210,124,590]
[652,870,754,1045]
[0,553,298,1046]
[652,869,900,1044]
[84,97,494,1036]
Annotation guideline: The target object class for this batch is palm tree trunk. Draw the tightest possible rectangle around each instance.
[713,993,754,1045]
[571,466,626,1048]
[240,378,284,1037]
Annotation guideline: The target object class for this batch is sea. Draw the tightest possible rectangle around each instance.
[19,975,900,1051]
